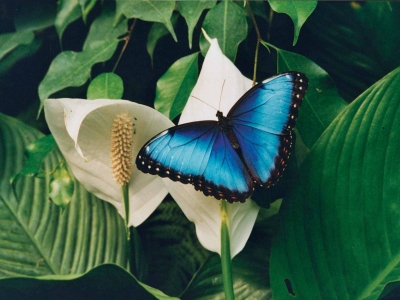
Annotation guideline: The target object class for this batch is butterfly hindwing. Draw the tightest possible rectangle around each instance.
[136,122,253,202]
[230,72,307,186]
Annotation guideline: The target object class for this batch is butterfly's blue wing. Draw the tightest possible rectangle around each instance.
[229,72,308,186]
[136,122,253,202]
[136,71,308,202]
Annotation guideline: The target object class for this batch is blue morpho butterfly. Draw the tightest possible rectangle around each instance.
[136,72,308,203]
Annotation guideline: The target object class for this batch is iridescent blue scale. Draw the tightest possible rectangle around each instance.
[136,72,308,203]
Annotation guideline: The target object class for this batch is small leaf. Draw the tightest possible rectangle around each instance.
[199,0,248,62]
[240,1,269,21]
[116,0,177,41]
[83,2,127,50]
[154,52,199,120]
[79,0,97,23]
[271,66,400,299]
[87,72,124,99]
[0,37,42,76]
[274,46,347,148]
[11,134,57,186]
[54,0,82,40]
[147,13,179,64]
[269,0,317,45]
[0,31,35,61]
[49,164,74,210]
[38,39,119,108]
[178,0,216,49]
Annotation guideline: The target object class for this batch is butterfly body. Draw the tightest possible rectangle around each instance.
[136,72,308,203]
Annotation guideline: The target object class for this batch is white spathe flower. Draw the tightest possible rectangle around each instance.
[44,99,174,227]
[164,38,260,258]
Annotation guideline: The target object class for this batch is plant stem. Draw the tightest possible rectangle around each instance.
[113,19,137,73]
[246,0,262,86]
[220,200,235,300]
[122,185,131,271]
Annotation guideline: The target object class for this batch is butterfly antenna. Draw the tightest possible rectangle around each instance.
[190,95,217,111]
[219,79,226,112]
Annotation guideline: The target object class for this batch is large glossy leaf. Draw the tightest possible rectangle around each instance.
[178,0,216,49]
[154,52,199,120]
[270,66,400,299]
[199,0,248,62]
[116,0,177,41]
[0,264,178,300]
[296,2,400,101]
[38,39,119,108]
[0,113,128,277]
[54,0,82,40]
[268,0,317,45]
[275,47,347,148]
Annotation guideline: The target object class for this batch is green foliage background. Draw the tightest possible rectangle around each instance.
[1,0,400,299]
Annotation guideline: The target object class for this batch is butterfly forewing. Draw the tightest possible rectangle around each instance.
[230,72,308,186]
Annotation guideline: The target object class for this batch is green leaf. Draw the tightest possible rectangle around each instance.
[116,0,177,42]
[11,134,57,186]
[79,0,97,23]
[0,264,178,300]
[14,2,56,32]
[83,2,128,50]
[0,37,42,77]
[147,13,179,65]
[181,213,274,299]
[268,0,317,45]
[270,66,400,299]
[54,0,82,40]
[0,113,128,277]
[49,164,74,210]
[297,2,400,101]
[274,46,347,148]
[38,39,119,108]
[154,52,199,120]
[137,197,210,296]
[87,72,124,99]
[239,1,269,22]
[178,0,216,49]
[200,0,248,62]
[0,31,35,61]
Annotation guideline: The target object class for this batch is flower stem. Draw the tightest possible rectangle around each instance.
[122,185,131,270]
[122,184,130,232]
[220,200,235,300]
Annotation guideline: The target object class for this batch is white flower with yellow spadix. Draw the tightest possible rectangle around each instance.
[44,99,174,227]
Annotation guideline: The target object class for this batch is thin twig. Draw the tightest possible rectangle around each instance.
[113,19,137,73]
[246,0,262,86]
